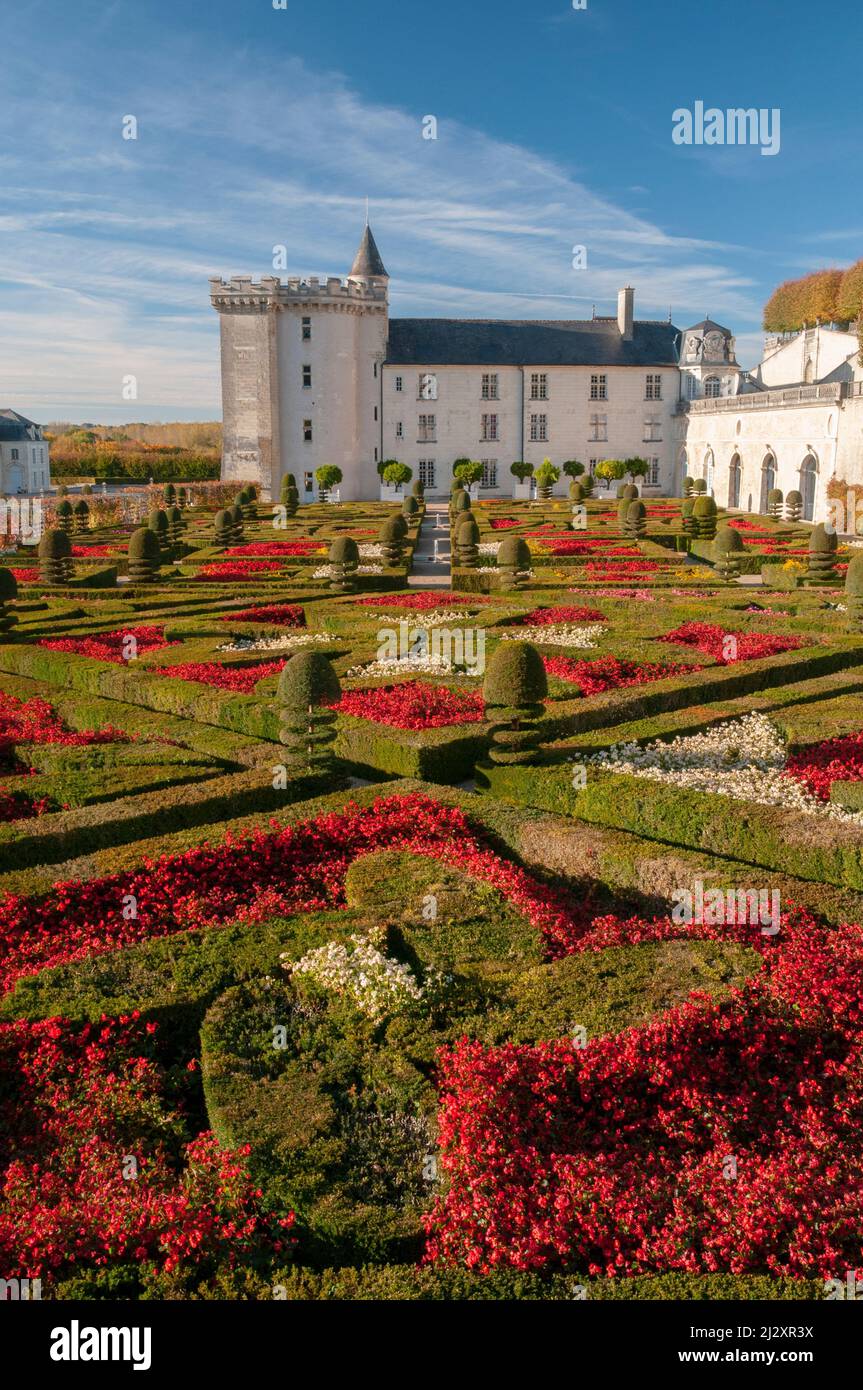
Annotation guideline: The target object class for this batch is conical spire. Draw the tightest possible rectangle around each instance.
[349,223,388,280]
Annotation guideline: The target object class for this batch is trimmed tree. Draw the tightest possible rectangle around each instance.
[73,499,90,533]
[315,464,343,502]
[402,494,419,518]
[681,497,697,538]
[412,478,425,498]
[452,490,472,520]
[562,460,584,480]
[455,514,480,568]
[128,527,162,584]
[623,499,647,540]
[166,505,186,549]
[56,499,74,534]
[623,457,649,484]
[845,551,863,629]
[0,568,18,638]
[148,508,171,556]
[327,536,359,593]
[382,461,412,492]
[785,490,803,522]
[483,641,548,766]
[594,459,627,491]
[497,534,531,591]
[214,509,233,547]
[164,483,176,506]
[692,478,708,495]
[693,494,718,540]
[768,488,784,519]
[534,459,560,501]
[453,459,484,488]
[227,504,245,544]
[510,461,534,483]
[280,473,298,506]
[713,524,745,583]
[683,475,696,498]
[806,523,838,586]
[38,529,72,584]
[378,515,406,567]
[277,651,341,775]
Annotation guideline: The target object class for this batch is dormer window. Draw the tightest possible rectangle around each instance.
[704,377,722,398]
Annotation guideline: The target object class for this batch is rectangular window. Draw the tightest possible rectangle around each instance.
[374,406,378,421]
[481,413,499,442]
[418,414,436,442]
[481,460,498,488]
[481,373,499,400]
[589,413,607,442]
[530,372,548,401]
[303,472,314,492]
[374,362,378,379]
[395,422,403,439]
[645,373,662,400]
[418,372,438,401]
[302,364,312,389]
[590,374,607,400]
[11,448,19,461]
[303,419,313,442]
[644,417,662,442]
[302,317,311,341]
[395,376,403,393]
[529,413,548,442]
[648,457,661,486]
[419,459,436,488]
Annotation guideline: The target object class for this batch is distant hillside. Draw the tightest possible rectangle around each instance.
[44,422,222,482]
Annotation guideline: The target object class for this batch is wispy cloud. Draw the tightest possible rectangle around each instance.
[0,42,767,420]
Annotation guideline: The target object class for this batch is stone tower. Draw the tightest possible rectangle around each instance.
[679,318,742,401]
[210,224,389,500]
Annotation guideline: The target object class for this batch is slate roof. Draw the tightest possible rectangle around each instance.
[686,318,732,336]
[0,409,41,442]
[349,225,388,280]
[385,317,681,367]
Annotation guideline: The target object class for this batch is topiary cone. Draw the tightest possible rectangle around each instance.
[483,641,548,766]
[806,523,838,586]
[56,499,74,533]
[713,524,745,582]
[785,490,803,522]
[0,566,18,637]
[693,495,718,540]
[128,526,163,583]
[845,550,863,628]
[378,515,406,567]
[214,509,233,546]
[455,514,480,569]
[497,535,531,591]
[277,651,341,773]
[38,528,72,584]
[328,536,360,593]
[624,499,647,540]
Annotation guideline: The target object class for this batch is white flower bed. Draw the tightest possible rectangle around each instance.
[346,653,458,678]
[588,712,863,824]
[358,543,384,560]
[218,632,333,653]
[285,933,440,1020]
[478,543,499,558]
[373,610,472,626]
[312,563,382,579]
[502,623,606,649]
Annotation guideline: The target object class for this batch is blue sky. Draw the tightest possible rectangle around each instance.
[2,0,860,423]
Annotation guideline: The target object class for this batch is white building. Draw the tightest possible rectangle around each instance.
[211,226,681,501]
[211,225,863,524]
[0,410,51,494]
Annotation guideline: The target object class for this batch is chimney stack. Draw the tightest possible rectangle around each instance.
[618,286,634,340]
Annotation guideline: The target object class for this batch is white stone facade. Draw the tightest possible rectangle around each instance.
[0,411,51,495]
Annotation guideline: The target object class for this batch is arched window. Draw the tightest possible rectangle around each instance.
[800,453,818,521]
[804,358,815,385]
[704,376,722,399]
[676,448,688,496]
[759,454,776,513]
[728,454,742,509]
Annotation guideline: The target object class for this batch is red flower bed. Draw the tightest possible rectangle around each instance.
[0,692,130,769]
[785,729,863,801]
[518,605,606,625]
[0,1013,295,1280]
[584,561,661,580]
[727,518,763,531]
[220,603,305,627]
[543,655,690,695]
[489,518,520,530]
[424,905,863,1278]
[9,568,38,582]
[150,661,284,692]
[545,541,642,558]
[0,788,57,822]
[0,794,586,994]
[193,561,285,581]
[69,545,120,558]
[657,622,805,664]
[333,681,485,729]
[39,625,178,664]
[358,593,491,609]
[224,542,324,557]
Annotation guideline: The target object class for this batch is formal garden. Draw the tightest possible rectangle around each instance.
[1,468,862,1302]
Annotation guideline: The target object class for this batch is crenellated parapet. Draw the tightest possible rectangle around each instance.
[209,275,387,313]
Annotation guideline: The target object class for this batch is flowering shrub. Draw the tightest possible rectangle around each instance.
[150,660,284,692]
[288,933,444,1020]
[39,625,178,664]
[544,655,691,696]
[333,681,485,729]
[0,692,130,769]
[193,561,285,581]
[657,622,805,664]
[0,1014,295,1280]
[424,905,863,1277]
[224,542,324,557]
[0,794,585,993]
[221,602,305,627]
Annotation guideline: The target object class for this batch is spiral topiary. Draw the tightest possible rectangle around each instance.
[378,515,406,567]
[227,504,244,544]
[844,550,863,628]
[806,523,838,586]
[163,483,176,506]
[713,524,745,582]
[177,487,188,509]
[56,499,74,534]
[282,484,299,518]
[497,534,531,592]
[768,488,784,519]
[38,528,72,584]
[277,651,341,774]
[0,567,18,638]
[693,495,718,540]
[73,499,90,533]
[623,499,647,540]
[148,508,171,556]
[327,536,360,593]
[280,473,298,507]
[166,505,186,548]
[483,641,548,766]
[455,514,479,569]
[128,526,162,583]
[681,496,696,537]
[683,476,695,498]
[214,509,233,547]
[692,478,708,495]
[785,490,803,522]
